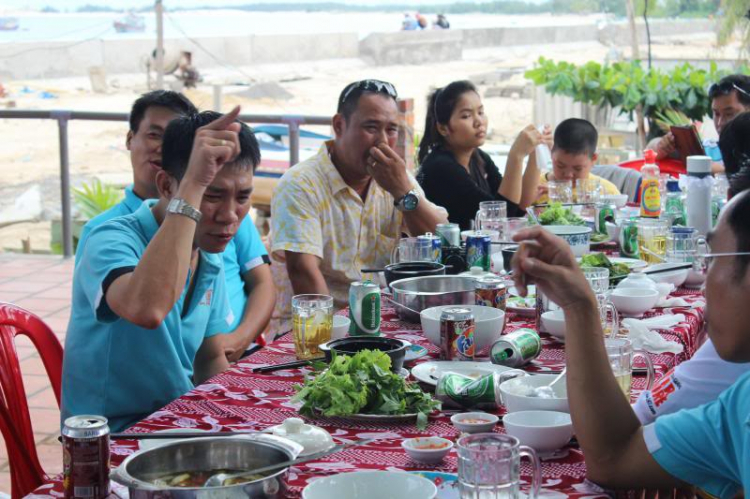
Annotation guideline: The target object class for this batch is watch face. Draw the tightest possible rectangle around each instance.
[403,193,419,211]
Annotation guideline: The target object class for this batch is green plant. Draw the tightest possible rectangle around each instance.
[525,58,747,140]
[654,109,691,133]
[73,179,123,220]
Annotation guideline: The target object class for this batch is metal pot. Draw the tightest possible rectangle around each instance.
[388,275,475,323]
[383,262,445,288]
[110,434,303,498]
[318,337,407,371]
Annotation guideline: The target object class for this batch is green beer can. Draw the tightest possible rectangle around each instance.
[348,281,381,336]
[435,372,501,409]
[619,218,639,259]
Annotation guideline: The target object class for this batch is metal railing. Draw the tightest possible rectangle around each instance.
[0,109,331,257]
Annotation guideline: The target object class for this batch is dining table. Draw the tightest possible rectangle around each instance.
[27,286,706,499]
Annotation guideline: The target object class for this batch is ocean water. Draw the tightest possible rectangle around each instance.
[0,10,601,44]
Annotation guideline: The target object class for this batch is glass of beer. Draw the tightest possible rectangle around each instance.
[637,219,669,264]
[292,294,333,360]
[604,337,654,401]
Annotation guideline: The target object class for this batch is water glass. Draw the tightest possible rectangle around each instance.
[582,267,619,336]
[547,179,573,204]
[475,201,507,235]
[502,217,529,243]
[292,294,333,360]
[604,337,655,401]
[457,433,541,499]
[391,237,439,264]
[575,178,603,204]
[666,227,698,263]
[637,219,669,264]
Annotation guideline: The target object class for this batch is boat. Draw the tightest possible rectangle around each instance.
[113,12,145,33]
[0,17,19,31]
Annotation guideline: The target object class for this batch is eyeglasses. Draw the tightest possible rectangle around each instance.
[692,239,750,275]
[709,81,750,100]
[340,79,398,105]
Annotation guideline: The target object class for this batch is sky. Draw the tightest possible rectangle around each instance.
[4,0,490,10]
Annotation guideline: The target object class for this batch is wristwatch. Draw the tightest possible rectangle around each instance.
[394,188,419,212]
[166,198,202,223]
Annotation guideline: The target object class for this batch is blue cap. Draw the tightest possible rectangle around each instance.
[667,179,681,192]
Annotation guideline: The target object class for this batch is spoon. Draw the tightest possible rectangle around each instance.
[382,295,421,316]
[640,247,667,262]
[531,368,566,398]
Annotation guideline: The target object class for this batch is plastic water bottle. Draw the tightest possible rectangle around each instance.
[712,173,729,227]
[685,156,713,237]
[664,180,685,226]
[639,150,661,218]
[535,125,552,172]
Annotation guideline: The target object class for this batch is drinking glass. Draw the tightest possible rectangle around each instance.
[666,227,698,263]
[391,237,438,264]
[582,267,619,336]
[292,294,333,360]
[502,217,529,243]
[547,179,573,204]
[575,178,603,204]
[475,201,507,237]
[604,337,655,401]
[637,219,669,264]
[457,433,541,499]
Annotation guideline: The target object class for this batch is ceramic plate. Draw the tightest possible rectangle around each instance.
[507,285,536,317]
[409,472,459,499]
[405,344,429,362]
[411,361,513,386]
[578,256,648,271]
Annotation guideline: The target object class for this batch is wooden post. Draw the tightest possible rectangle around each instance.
[155,0,164,90]
[626,0,646,150]
[397,98,415,172]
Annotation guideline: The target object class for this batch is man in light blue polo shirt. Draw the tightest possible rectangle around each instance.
[62,107,261,432]
[509,189,750,497]
[76,90,275,360]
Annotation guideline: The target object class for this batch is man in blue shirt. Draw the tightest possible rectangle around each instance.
[62,107,260,432]
[509,189,750,497]
[77,90,275,360]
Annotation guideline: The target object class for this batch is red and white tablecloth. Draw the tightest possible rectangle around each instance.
[28,288,705,499]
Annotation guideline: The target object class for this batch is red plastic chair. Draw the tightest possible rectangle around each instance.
[0,302,64,499]
[618,157,685,178]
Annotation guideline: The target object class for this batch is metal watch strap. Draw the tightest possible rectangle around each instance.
[394,188,419,211]
[167,198,202,223]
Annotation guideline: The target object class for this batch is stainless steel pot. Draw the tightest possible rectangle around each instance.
[110,434,303,498]
[388,275,475,322]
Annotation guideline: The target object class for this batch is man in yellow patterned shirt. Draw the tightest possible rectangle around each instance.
[535,118,620,205]
[271,80,448,318]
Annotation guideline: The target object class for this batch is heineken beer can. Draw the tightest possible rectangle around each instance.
[619,218,639,258]
[490,328,542,367]
[417,232,442,263]
[435,372,502,409]
[348,281,381,336]
[440,307,475,361]
[436,223,461,247]
[465,232,492,271]
[596,203,616,234]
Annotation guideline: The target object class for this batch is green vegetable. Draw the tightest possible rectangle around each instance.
[537,202,586,226]
[291,350,440,430]
[590,232,610,243]
[580,252,631,281]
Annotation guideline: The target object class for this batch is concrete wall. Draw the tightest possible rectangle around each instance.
[460,24,600,49]
[359,29,462,65]
[597,19,716,46]
[0,32,359,80]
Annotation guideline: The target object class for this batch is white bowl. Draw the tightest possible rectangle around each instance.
[544,225,592,257]
[605,221,620,242]
[402,436,454,464]
[503,410,574,455]
[450,412,500,433]
[332,315,350,340]
[499,374,569,413]
[645,263,689,287]
[541,309,566,341]
[684,269,705,288]
[303,471,437,499]
[603,193,629,208]
[610,287,660,317]
[421,305,505,353]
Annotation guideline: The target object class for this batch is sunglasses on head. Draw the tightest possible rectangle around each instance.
[340,79,398,105]
[709,81,750,100]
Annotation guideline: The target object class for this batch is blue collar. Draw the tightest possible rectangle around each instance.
[123,184,149,214]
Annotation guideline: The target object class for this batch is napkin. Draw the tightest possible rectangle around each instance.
[656,296,691,307]
[622,314,685,354]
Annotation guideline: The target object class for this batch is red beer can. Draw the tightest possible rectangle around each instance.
[62,415,110,499]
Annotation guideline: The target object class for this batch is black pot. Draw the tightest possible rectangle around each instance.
[384,261,445,287]
[318,337,407,372]
[501,245,519,272]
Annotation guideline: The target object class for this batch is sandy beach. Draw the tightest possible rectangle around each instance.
[0,25,738,254]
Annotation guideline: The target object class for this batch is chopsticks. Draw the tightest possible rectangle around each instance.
[252,357,325,373]
[641,263,693,275]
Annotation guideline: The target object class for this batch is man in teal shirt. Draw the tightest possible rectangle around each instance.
[62,107,259,431]
[77,90,275,359]
[510,189,750,497]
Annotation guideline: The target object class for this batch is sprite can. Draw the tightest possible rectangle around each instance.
[490,328,542,367]
[465,232,492,271]
[348,281,381,336]
[619,218,639,259]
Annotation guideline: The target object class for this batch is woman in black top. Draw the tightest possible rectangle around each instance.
[416,80,545,230]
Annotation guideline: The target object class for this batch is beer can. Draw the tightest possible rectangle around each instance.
[619,218,639,258]
[417,232,442,263]
[348,280,381,336]
[475,276,507,311]
[440,307,475,361]
[465,232,491,271]
[434,372,502,409]
[436,223,461,247]
[62,415,110,499]
[596,203,616,234]
[490,328,542,367]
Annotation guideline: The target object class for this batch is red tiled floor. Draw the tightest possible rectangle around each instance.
[0,281,56,294]
[34,287,72,300]
[22,373,53,395]
[13,297,70,315]
[0,291,31,303]
[28,407,62,435]
[0,472,10,493]
[28,389,60,412]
